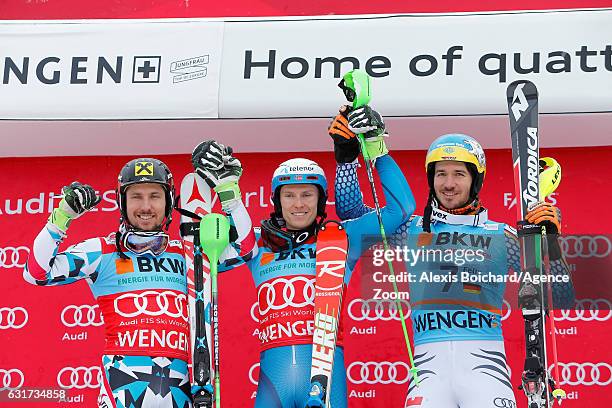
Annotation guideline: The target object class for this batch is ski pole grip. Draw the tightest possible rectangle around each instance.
[199,213,231,265]
[339,69,371,109]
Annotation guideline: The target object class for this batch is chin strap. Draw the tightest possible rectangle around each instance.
[438,199,482,215]
[423,194,488,230]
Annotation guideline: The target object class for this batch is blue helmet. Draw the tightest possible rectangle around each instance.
[271,158,328,217]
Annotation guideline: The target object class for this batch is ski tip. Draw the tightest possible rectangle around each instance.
[506,79,539,99]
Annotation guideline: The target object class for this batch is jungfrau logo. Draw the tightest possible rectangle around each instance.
[521,127,539,208]
[511,83,529,121]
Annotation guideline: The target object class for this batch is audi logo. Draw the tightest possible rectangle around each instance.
[501,299,511,321]
[555,299,612,322]
[250,302,259,323]
[0,307,28,330]
[551,362,612,386]
[61,304,104,327]
[258,276,315,315]
[0,368,25,390]
[347,361,410,385]
[57,366,103,389]
[249,363,260,386]
[0,246,29,269]
[559,235,611,258]
[114,290,188,321]
[493,397,516,408]
[347,298,411,322]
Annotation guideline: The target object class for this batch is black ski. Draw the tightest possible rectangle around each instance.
[507,80,554,408]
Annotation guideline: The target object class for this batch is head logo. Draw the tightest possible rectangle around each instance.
[57,366,103,389]
[0,307,28,329]
[61,304,104,327]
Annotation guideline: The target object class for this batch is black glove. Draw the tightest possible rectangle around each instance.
[526,201,563,260]
[192,140,243,189]
[49,181,100,231]
[61,182,101,217]
[328,105,360,163]
[347,105,386,138]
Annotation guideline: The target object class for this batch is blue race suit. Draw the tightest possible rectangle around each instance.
[229,154,415,408]
[334,160,575,408]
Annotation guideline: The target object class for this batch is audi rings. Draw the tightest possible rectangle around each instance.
[257,276,315,316]
[0,368,25,390]
[551,362,612,386]
[347,361,410,385]
[248,363,260,386]
[250,302,259,323]
[57,366,103,389]
[61,304,104,327]
[348,298,411,322]
[0,307,28,329]
[114,290,188,322]
[555,299,612,322]
[559,235,611,258]
[0,246,29,269]
[501,299,511,321]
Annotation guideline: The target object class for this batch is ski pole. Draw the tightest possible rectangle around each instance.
[339,69,419,386]
[199,213,231,408]
[539,157,565,405]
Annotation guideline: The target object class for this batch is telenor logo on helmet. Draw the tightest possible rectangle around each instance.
[289,166,315,172]
[135,162,154,176]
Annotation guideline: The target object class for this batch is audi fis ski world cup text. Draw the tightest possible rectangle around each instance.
[0,190,116,216]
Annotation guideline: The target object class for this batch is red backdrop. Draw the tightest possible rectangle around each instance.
[1,147,611,407]
[2,0,612,19]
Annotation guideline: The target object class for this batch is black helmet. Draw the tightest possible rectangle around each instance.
[116,158,175,230]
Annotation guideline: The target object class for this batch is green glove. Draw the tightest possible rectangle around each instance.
[49,182,100,231]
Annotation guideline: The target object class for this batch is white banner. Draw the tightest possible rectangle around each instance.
[0,20,224,119]
[219,9,612,117]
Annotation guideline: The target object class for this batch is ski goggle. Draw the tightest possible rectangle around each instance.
[122,231,169,256]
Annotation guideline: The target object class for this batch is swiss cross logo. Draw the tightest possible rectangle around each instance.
[133,56,161,83]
